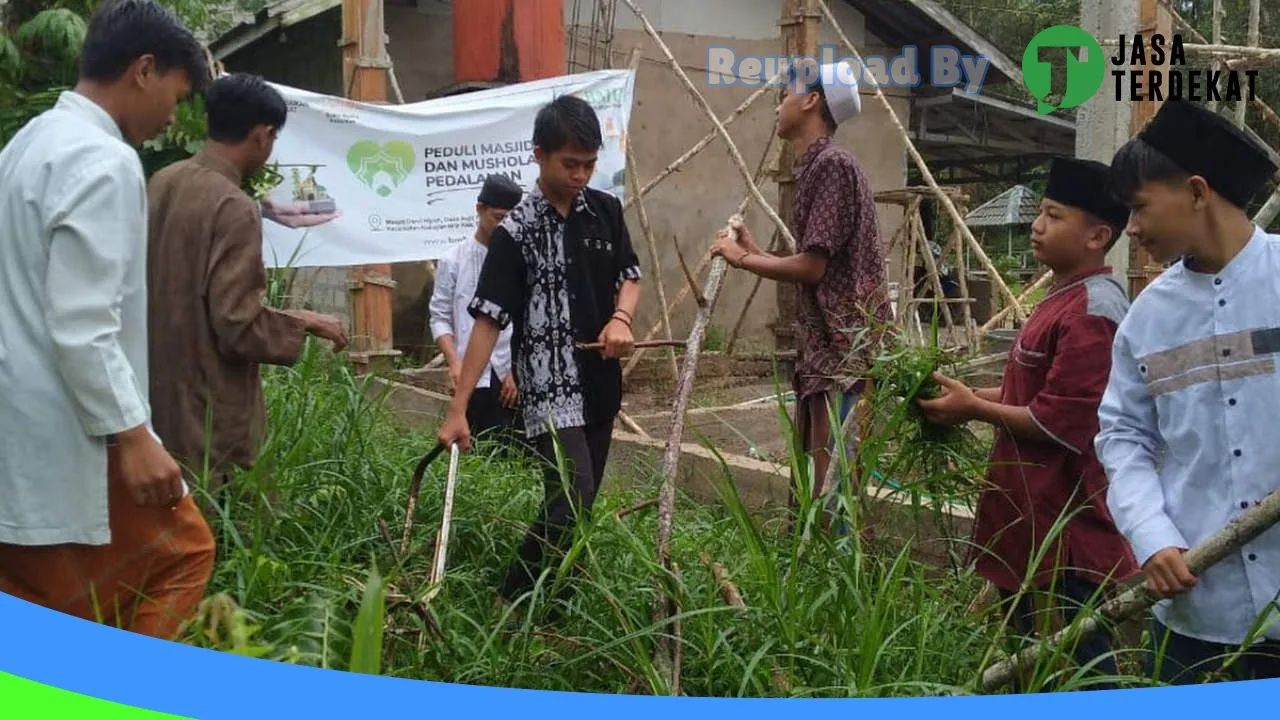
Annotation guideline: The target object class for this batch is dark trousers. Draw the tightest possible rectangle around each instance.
[1147,619,1280,685]
[466,370,526,456]
[1000,573,1119,691]
[499,420,613,603]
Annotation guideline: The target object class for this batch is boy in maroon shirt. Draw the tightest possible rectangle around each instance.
[918,157,1139,690]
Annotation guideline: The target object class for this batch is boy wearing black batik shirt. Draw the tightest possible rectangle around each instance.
[438,95,642,608]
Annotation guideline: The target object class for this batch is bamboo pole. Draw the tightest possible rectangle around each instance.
[816,0,1026,322]
[1236,0,1261,127]
[1209,0,1222,113]
[622,132,780,380]
[981,484,1280,692]
[620,48,679,384]
[914,209,955,331]
[623,69,785,214]
[1095,40,1280,68]
[700,551,748,617]
[1255,187,1280,229]
[618,0,797,253]
[950,212,978,353]
[1158,0,1280,131]
[653,214,738,690]
[978,270,1054,334]
[617,410,651,439]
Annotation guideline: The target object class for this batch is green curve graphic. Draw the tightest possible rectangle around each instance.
[0,671,191,719]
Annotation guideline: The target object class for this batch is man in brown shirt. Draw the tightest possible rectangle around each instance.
[146,73,347,506]
[712,60,891,523]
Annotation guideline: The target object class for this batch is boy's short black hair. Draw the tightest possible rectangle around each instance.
[1110,136,1191,206]
[1094,214,1126,253]
[205,74,287,143]
[79,0,208,92]
[533,95,602,154]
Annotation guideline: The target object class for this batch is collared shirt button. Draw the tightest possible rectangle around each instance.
[1234,449,1243,457]
[1214,278,1223,285]
[1242,501,1250,509]
[1219,299,1227,307]
[1229,398,1238,406]
[1249,553,1258,561]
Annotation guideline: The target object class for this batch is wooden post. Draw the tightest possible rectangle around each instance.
[1235,0,1261,127]
[774,0,821,354]
[1126,0,1168,299]
[1208,0,1222,113]
[342,0,400,373]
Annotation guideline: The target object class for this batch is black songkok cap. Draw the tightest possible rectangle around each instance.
[477,174,523,209]
[1137,98,1276,209]
[1044,156,1129,228]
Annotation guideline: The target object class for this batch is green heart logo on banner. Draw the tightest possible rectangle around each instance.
[346,139,417,197]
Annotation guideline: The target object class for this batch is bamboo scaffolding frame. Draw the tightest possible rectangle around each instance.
[622,135,781,380]
[913,209,956,332]
[622,69,784,214]
[1235,0,1261,126]
[620,48,679,383]
[816,0,1027,323]
[619,0,797,254]
[979,270,1054,334]
[1158,0,1280,131]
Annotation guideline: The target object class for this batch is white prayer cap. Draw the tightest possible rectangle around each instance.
[819,61,862,125]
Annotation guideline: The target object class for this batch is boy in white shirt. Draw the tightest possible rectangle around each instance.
[0,0,214,640]
[1098,98,1280,684]
[429,174,523,450]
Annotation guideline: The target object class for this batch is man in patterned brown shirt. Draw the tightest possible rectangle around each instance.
[713,59,890,519]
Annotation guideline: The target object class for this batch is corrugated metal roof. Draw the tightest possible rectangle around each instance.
[209,0,341,59]
[964,185,1039,227]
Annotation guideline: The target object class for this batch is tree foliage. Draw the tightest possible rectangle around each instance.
[0,0,275,194]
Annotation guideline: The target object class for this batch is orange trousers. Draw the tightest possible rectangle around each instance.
[0,447,216,641]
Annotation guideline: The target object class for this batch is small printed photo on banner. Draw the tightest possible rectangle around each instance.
[261,163,343,230]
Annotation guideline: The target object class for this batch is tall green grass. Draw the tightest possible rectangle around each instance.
[177,341,1193,696]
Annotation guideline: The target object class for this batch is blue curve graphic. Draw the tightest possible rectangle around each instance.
[2,590,1279,718]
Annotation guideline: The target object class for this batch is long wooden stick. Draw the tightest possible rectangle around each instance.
[620,48,678,384]
[816,0,1025,322]
[622,132,780,379]
[423,443,460,604]
[981,484,1280,692]
[576,340,686,351]
[619,0,796,254]
[653,215,737,689]
[978,270,1054,334]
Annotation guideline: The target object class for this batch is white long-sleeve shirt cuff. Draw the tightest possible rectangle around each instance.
[429,319,454,341]
[1128,513,1190,567]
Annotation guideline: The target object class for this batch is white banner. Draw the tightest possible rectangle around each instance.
[260,69,637,268]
